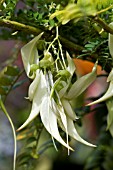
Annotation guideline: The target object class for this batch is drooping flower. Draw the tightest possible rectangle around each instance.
[18,33,97,151]
[87,22,113,106]
[87,22,113,137]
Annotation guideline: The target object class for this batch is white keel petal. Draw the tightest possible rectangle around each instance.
[67,117,96,147]
[18,71,47,131]
[40,96,73,151]
[87,82,113,106]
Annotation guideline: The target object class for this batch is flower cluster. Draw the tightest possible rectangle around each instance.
[18,32,97,151]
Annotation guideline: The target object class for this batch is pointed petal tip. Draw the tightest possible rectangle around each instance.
[86,98,103,106]
[88,143,97,148]
[16,116,34,131]
[86,102,96,106]
[16,127,21,132]
[16,122,28,132]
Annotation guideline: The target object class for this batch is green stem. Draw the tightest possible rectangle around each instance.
[96,4,113,15]
[47,26,59,52]
[0,0,5,5]
[0,18,42,35]
[58,39,67,69]
[93,16,113,34]
[59,35,85,51]
[0,98,17,170]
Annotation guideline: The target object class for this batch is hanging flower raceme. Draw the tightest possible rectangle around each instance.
[18,32,97,151]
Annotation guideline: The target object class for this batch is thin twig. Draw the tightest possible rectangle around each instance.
[93,16,113,34]
[96,4,113,15]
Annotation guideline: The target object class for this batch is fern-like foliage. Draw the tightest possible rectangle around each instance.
[78,0,113,9]
[94,0,113,9]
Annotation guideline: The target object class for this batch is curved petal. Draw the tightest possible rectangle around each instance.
[21,33,43,78]
[28,70,40,101]
[87,81,113,106]
[108,22,113,59]
[17,71,47,131]
[61,98,78,120]
[40,95,73,151]
[67,117,96,147]
[107,69,113,82]
[56,103,69,147]
[66,52,75,76]
[106,98,113,132]
[59,81,69,98]
[66,61,97,100]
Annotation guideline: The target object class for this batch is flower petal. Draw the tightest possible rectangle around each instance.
[66,52,75,76]
[56,100,69,149]
[87,81,113,106]
[108,22,113,59]
[58,81,69,98]
[66,61,97,100]
[40,95,73,151]
[67,117,96,147]
[21,33,43,78]
[107,68,113,82]
[57,104,68,133]
[106,98,113,137]
[106,98,113,133]
[61,98,78,120]
[28,70,40,101]
[17,71,47,131]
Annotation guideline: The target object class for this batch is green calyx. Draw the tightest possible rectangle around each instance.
[57,70,71,79]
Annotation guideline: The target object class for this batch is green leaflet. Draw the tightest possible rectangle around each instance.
[95,0,113,9]
[0,76,13,86]
[106,98,113,137]
[21,33,43,78]
[4,65,20,76]
[66,61,97,100]
[0,65,21,96]
[78,0,113,9]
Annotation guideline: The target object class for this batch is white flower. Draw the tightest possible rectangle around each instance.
[87,22,113,106]
[18,34,97,151]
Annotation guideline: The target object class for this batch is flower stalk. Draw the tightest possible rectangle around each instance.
[0,97,17,170]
